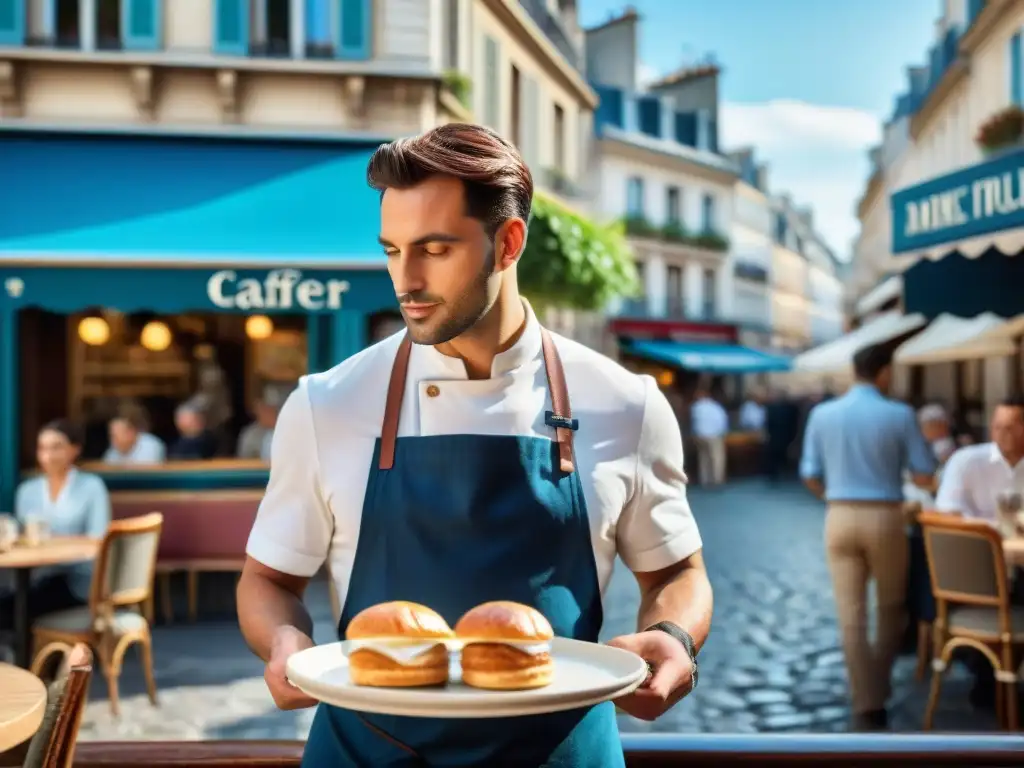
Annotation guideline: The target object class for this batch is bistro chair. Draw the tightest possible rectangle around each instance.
[30,513,163,716]
[919,512,1024,730]
[0,643,93,768]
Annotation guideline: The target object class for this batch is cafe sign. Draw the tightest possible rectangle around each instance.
[206,269,350,311]
[891,147,1024,254]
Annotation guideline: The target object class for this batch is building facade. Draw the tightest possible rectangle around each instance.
[769,195,844,353]
[0,0,597,507]
[729,149,773,350]
[847,0,1024,424]
[585,10,737,327]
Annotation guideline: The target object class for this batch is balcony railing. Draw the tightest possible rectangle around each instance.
[540,166,586,199]
[72,734,1024,767]
[518,0,583,71]
[734,261,769,283]
[617,297,725,323]
[624,216,730,252]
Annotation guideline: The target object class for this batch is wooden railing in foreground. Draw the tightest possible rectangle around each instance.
[73,733,1024,767]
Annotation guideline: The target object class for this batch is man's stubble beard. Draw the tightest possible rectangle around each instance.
[404,247,496,346]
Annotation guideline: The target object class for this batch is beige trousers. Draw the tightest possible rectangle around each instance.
[825,501,908,715]
[695,436,726,485]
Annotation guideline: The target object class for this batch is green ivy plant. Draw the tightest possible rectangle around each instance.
[519,192,640,311]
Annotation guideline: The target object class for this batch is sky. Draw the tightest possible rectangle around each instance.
[577,0,941,260]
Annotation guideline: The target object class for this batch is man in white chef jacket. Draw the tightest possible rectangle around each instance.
[237,123,713,767]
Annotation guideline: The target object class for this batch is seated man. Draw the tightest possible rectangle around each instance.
[918,403,956,467]
[933,397,1024,710]
[168,400,218,460]
[935,397,1024,525]
[103,408,166,465]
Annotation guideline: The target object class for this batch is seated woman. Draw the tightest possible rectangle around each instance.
[0,420,111,629]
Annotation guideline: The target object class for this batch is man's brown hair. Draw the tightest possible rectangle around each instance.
[366,123,533,239]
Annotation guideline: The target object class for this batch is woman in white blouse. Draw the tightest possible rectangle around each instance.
[0,419,111,629]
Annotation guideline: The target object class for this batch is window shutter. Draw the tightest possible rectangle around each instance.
[483,36,500,129]
[215,0,248,55]
[1011,32,1023,106]
[521,75,540,170]
[338,0,370,59]
[306,0,332,48]
[122,0,160,50]
[0,0,25,46]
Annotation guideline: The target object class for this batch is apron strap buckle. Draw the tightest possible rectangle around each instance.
[545,412,579,431]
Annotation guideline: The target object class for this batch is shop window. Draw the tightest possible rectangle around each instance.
[17,309,309,471]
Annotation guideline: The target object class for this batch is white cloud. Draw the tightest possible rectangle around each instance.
[637,62,658,88]
[718,100,883,259]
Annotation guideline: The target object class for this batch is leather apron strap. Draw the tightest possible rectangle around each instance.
[377,328,576,473]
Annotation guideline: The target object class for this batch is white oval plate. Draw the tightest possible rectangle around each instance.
[286,637,647,718]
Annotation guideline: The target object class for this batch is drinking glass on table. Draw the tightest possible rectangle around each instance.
[21,515,51,547]
[995,491,1024,538]
[0,514,17,551]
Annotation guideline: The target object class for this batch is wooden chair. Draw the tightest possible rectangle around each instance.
[31,513,163,716]
[919,513,1024,730]
[12,643,93,768]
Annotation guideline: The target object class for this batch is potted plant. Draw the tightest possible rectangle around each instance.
[441,70,472,109]
[519,192,640,310]
[975,106,1024,153]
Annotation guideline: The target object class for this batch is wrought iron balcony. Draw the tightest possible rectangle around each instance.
[518,0,584,70]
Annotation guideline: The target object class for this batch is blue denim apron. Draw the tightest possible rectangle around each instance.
[302,329,623,767]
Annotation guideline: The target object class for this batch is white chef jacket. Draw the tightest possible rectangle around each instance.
[247,305,703,612]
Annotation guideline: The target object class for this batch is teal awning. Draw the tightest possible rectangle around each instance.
[623,339,792,373]
[0,132,385,266]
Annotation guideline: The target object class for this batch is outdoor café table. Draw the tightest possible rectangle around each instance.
[0,537,100,667]
[0,662,46,751]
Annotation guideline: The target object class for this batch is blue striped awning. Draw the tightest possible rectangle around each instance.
[623,339,792,373]
[0,132,385,266]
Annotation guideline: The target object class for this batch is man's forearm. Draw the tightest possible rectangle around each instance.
[237,570,314,662]
[636,557,713,653]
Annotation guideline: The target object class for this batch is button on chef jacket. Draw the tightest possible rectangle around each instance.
[247,302,702,766]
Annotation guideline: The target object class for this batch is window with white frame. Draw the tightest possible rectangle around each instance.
[626,177,645,217]
[35,0,161,51]
[666,186,681,225]
[701,193,715,233]
[214,0,371,60]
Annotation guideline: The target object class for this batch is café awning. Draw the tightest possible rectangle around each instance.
[0,131,385,267]
[621,339,792,373]
[793,310,926,374]
[855,275,902,317]
[894,313,1017,365]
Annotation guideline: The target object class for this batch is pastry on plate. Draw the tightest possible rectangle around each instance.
[455,601,554,690]
[345,601,454,687]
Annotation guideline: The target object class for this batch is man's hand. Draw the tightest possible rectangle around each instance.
[265,625,318,710]
[607,630,694,721]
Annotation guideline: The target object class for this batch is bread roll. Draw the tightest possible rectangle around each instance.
[455,601,554,690]
[345,601,454,688]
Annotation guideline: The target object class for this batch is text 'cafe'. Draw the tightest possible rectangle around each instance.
[0,131,403,511]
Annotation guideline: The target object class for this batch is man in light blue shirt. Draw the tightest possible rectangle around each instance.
[800,343,936,732]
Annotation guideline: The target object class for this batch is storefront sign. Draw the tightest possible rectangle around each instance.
[608,317,738,344]
[891,146,1024,254]
[206,269,351,311]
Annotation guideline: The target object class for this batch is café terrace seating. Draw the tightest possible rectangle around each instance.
[69,734,1024,767]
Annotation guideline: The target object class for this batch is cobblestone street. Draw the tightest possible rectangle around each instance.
[74,479,996,741]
